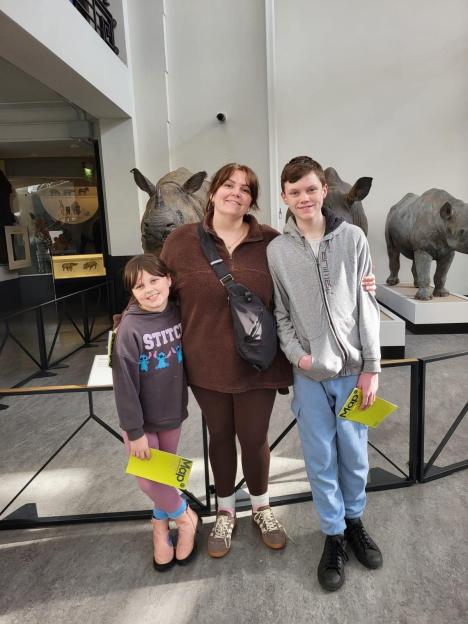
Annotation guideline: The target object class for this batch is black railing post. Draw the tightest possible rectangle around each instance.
[408,360,422,482]
[81,292,91,344]
[35,307,49,370]
[416,359,426,482]
[202,415,212,514]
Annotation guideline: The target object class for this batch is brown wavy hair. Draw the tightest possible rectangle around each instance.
[206,163,259,213]
[280,155,326,191]
[123,254,171,293]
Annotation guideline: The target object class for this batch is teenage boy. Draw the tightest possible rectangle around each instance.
[267,156,383,592]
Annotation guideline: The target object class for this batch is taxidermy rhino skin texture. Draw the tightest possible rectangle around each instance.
[323,168,372,236]
[131,167,209,254]
[385,188,468,300]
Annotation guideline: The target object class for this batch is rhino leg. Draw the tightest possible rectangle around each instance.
[433,252,454,297]
[386,233,400,286]
[413,249,433,300]
[411,262,420,288]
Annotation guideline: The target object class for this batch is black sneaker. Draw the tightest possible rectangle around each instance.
[345,517,383,569]
[317,534,349,591]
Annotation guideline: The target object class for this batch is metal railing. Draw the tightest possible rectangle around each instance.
[0,358,430,530]
[0,282,113,395]
[0,384,211,528]
[417,350,468,482]
[70,0,119,55]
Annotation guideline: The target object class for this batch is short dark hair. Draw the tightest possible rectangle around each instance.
[280,155,326,191]
[123,254,171,292]
[206,163,259,212]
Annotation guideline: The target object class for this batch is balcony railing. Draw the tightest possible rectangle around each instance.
[70,0,119,55]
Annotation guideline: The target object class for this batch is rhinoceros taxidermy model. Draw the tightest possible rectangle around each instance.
[323,168,372,236]
[131,167,209,254]
[385,189,468,300]
[285,168,372,235]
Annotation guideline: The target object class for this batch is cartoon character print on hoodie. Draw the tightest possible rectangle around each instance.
[112,302,188,441]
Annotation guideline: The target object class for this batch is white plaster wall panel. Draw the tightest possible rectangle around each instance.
[124,0,170,213]
[165,0,271,224]
[98,118,142,256]
[274,0,468,294]
[0,0,132,118]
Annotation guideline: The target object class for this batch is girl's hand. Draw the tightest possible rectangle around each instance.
[357,372,379,410]
[130,434,151,460]
[298,354,313,370]
[361,273,376,294]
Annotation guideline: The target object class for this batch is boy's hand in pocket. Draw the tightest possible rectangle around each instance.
[298,354,313,370]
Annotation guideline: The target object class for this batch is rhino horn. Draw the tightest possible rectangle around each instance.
[182,171,208,194]
[440,202,453,221]
[155,187,166,209]
[324,167,341,184]
[131,168,157,196]
[347,177,373,203]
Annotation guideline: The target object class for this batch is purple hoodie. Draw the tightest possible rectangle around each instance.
[112,302,188,440]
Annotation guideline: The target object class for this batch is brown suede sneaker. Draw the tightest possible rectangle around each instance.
[252,506,286,550]
[207,511,236,558]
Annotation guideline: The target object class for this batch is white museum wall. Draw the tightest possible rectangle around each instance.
[98,118,141,256]
[124,0,170,212]
[96,0,170,256]
[164,0,271,224]
[274,0,468,294]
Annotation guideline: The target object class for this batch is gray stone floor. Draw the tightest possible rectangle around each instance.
[0,331,467,623]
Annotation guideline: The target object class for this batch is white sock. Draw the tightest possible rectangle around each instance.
[217,493,236,516]
[250,492,269,512]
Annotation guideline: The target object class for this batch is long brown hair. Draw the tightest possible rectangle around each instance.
[206,163,259,213]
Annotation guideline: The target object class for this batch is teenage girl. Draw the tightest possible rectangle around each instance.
[112,254,199,571]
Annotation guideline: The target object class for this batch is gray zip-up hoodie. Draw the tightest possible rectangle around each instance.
[112,302,188,440]
[267,209,381,382]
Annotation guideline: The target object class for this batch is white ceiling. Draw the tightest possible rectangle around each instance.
[0,56,63,104]
[0,57,94,158]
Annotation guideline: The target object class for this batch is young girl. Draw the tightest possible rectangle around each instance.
[112,254,199,571]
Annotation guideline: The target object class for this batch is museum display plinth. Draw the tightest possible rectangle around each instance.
[377,283,468,333]
[379,305,406,358]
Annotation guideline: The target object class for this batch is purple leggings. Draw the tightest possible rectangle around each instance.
[123,428,182,514]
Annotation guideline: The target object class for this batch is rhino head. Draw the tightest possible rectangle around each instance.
[440,201,468,253]
[131,167,209,254]
[324,167,372,236]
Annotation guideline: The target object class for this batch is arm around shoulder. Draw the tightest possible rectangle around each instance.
[355,233,381,372]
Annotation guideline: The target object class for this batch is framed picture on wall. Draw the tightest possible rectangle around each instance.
[4,225,31,270]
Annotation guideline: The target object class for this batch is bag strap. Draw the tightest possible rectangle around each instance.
[197,222,235,288]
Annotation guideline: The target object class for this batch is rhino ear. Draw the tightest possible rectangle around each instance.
[131,168,157,196]
[347,177,373,203]
[182,171,207,194]
[440,202,453,221]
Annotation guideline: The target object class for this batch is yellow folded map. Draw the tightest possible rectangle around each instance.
[126,449,193,489]
[337,387,398,428]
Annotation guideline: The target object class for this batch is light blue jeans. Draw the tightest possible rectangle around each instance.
[292,372,368,535]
